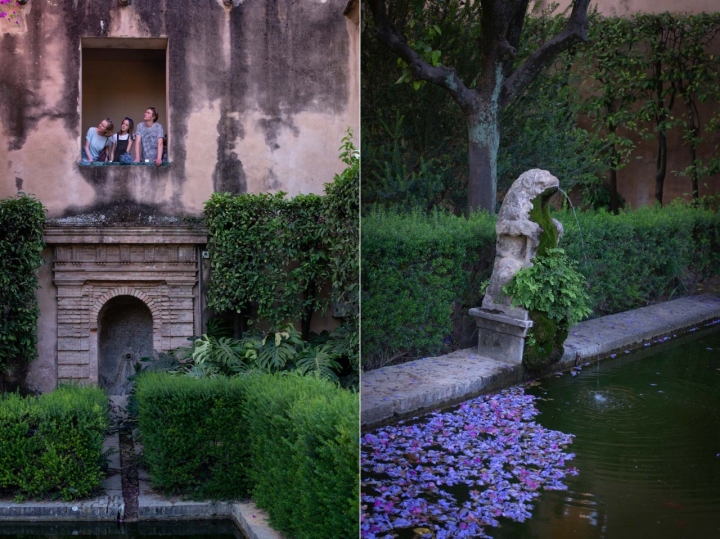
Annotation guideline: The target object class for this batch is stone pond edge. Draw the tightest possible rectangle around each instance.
[0,437,285,539]
[361,293,720,430]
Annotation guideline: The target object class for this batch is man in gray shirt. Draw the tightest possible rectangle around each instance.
[134,107,165,166]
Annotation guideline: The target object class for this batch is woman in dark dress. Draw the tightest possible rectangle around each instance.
[109,117,135,163]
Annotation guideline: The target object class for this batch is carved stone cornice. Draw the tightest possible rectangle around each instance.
[43,225,208,245]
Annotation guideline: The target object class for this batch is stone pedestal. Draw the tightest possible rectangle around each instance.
[468,308,533,365]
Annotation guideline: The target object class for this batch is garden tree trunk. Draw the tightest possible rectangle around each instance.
[655,131,667,206]
[607,168,618,214]
[467,104,500,214]
[607,119,619,214]
[690,147,700,200]
[684,102,700,198]
[367,0,591,215]
[650,54,674,207]
[301,282,316,340]
[690,142,699,199]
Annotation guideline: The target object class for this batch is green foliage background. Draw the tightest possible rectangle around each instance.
[363,7,720,213]
[361,210,496,370]
[361,3,607,214]
[0,194,46,382]
[0,385,109,500]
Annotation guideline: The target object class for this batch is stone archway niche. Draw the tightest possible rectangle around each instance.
[44,226,208,388]
[98,295,153,395]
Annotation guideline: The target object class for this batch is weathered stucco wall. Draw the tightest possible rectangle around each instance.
[3,0,358,393]
[0,0,359,219]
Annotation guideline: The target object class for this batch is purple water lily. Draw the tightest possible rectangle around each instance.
[361,386,578,538]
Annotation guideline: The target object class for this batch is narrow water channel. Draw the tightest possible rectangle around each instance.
[494,324,720,539]
[0,520,245,539]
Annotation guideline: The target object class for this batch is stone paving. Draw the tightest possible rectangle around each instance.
[362,293,720,429]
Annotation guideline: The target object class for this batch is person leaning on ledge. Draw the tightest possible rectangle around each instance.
[134,106,165,167]
[82,118,114,163]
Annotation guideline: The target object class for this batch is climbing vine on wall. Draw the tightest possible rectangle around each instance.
[577,12,720,209]
[204,132,359,333]
[0,193,46,382]
[204,191,327,332]
[324,130,360,316]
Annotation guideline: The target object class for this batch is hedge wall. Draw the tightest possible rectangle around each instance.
[361,210,496,370]
[0,385,109,500]
[135,372,359,538]
[135,374,249,499]
[362,205,720,370]
[243,373,359,539]
[204,134,359,331]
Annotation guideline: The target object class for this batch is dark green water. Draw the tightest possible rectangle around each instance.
[493,325,720,539]
[0,520,244,539]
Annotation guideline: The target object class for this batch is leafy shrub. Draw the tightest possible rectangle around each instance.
[135,373,249,499]
[242,373,359,539]
[557,203,720,315]
[142,323,353,385]
[361,210,496,369]
[204,191,326,330]
[325,130,360,314]
[504,248,592,370]
[0,193,46,386]
[505,248,592,328]
[0,385,109,500]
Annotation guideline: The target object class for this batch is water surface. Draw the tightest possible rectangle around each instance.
[494,325,720,539]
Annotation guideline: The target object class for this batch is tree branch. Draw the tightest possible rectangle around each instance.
[366,0,474,109]
[499,0,591,108]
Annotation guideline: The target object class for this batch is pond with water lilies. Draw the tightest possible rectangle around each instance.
[361,323,720,539]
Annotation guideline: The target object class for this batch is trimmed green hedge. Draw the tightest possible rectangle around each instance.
[135,374,249,499]
[243,373,358,539]
[362,205,720,370]
[558,204,720,314]
[361,210,496,369]
[135,373,359,539]
[0,385,109,500]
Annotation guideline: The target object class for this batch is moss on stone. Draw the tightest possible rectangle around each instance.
[528,188,559,258]
[522,188,566,371]
[523,310,564,371]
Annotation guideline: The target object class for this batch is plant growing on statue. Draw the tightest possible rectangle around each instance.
[503,248,591,327]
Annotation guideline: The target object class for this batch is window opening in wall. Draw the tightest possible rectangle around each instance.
[81,39,169,166]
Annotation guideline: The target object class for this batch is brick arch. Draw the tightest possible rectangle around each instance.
[90,287,161,331]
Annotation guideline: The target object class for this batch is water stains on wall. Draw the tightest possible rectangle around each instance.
[0,0,357,220]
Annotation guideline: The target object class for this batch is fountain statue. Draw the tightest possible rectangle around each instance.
[469,169,563,364]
